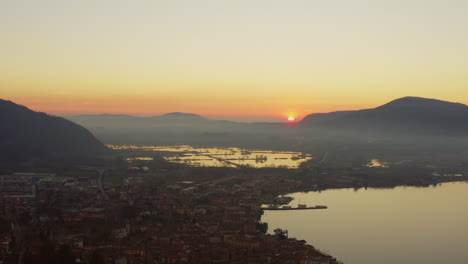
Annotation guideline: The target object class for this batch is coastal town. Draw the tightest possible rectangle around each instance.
[0,162,343,264]
[2,153,468,264]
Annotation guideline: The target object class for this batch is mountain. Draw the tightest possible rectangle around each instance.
[159,112,207,121]
[64,113,232,136]
[300,97,468,135]
[66,112,210,126]
[61,96,468,154]
[64,112,290,148]
[0,99,110,165]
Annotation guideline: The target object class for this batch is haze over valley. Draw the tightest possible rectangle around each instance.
[63,96,468,166]
[2,1,468,263]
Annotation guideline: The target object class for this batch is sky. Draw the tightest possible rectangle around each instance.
[1,0,468,121]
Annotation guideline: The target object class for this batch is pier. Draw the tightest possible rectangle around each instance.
[263,205,327,210]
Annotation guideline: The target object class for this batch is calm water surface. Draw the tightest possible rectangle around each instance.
[109,145,312,168]
[262,181,468,264]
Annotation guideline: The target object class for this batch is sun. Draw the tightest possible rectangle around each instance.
[288,116,295,121]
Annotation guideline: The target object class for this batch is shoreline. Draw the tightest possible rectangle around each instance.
[258,179,468,263]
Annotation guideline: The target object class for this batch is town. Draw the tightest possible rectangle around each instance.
[0,160,345,264]
[2,151,468,264]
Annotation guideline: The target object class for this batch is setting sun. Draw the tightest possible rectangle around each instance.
[2,1,468,264]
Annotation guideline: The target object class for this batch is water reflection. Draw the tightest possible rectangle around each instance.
[109,145,312,168]
[262,181,468,264]
[366,159,389,168]
[125,157,154,161]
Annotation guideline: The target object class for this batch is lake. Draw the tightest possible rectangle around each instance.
[261,181,468,264]
[109,145,312,168]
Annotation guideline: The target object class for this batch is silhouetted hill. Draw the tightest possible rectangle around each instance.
[64,112,289,148]
[0,99,110,165]
[301,97,468,135]
[159,112,207,121]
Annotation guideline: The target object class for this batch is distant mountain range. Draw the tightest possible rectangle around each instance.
[300,97,468,135]
[64,111,286,147]
[3,96,468,165]
[0,99,109,165]
[66,96,468,136]
[66,112,213,127]
[70,112,208,121]
[59,97,468,155]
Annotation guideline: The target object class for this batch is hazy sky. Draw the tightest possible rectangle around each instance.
[2,0,468,120]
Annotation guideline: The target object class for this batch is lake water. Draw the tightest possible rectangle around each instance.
[261,181,468,264]
[366,159,389,168]
[109,145,312,168]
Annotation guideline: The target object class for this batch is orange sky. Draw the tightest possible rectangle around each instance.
[2,1,468,121]
[5,93,371,121]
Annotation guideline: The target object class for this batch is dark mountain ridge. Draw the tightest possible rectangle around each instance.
[0,99,110,165]
[300,97,468,135]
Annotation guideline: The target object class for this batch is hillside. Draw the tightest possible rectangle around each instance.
[300,97,468,135]
[0,99,110,165]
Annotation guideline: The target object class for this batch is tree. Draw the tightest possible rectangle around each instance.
[257,222,268,234]
[19,212,31,225]
[58,245,75,264]
[38,240,57,264]
[89,250,105,264]
[122,206,139,219]
[23,249,36,264]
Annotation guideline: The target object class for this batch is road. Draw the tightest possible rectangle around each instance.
[97,169,109,200]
